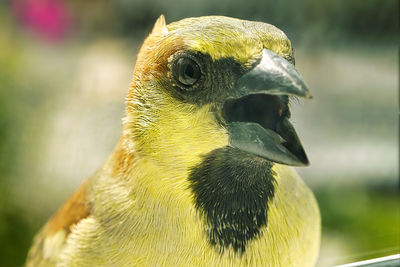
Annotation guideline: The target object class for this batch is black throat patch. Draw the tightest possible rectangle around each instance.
[188,147,276,254]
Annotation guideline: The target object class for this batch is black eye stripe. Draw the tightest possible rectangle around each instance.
[167,51,245,105]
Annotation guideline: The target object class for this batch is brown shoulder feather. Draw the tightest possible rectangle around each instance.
[44,179,91,236]
[26,180,91,266]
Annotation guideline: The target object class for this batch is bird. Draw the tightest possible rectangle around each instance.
[26,15,320,267]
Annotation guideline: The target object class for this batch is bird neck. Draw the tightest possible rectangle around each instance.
[108,137,277,255]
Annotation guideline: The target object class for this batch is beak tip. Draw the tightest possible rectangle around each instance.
[295,157,310,167]
[301,87,313,99]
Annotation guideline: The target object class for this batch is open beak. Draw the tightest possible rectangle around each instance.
[222,49,311,166]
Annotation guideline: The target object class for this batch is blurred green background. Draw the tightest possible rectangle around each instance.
[0,0,398,266]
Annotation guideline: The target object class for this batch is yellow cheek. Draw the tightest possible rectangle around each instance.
[154,102,229,168]
[127,92,229,172]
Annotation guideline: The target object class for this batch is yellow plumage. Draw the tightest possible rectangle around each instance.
[26,15,320,267]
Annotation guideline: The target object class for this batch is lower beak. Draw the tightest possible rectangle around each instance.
[223,49,310,166]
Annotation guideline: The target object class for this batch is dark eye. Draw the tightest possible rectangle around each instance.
[174,57,201,86]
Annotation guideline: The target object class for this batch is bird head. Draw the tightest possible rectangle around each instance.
[124,15,311,172]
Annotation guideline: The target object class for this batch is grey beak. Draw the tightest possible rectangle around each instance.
[223,49,311,166]
[232,49,312,99]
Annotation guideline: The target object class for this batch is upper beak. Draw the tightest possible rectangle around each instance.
[223,49,311,166]
[231,49,312,100]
